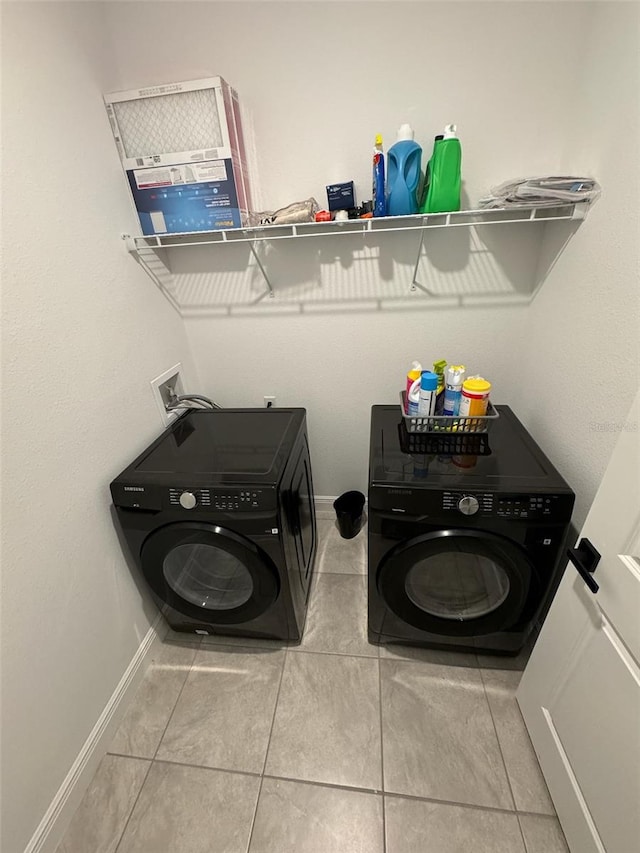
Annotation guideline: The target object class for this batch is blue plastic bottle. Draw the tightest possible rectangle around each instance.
[386,124,422,216]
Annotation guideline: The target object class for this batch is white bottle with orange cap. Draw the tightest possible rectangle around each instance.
[459,376,492,417]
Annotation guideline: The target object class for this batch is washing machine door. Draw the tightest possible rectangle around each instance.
[141,522,280,624]
[378,529,532,636]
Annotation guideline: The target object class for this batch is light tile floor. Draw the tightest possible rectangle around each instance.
[57,515,569,853]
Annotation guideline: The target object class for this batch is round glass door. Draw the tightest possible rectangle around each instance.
[405,551,511,621]
[378,530,532,637]
[141,522,279,624]
[163,543,254,610]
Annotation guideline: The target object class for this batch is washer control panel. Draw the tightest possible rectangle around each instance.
[442,492,568,520]
[443,491,494,515]
[169,488,267,511]
[496,494,559,519]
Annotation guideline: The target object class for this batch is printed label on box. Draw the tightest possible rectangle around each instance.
[127,158,241,234]
[134,160,228,189]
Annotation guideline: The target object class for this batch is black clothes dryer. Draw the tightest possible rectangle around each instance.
[368,405,575,655]
[111,408,317,642]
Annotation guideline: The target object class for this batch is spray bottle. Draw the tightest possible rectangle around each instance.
[443,364,466,416]
[372,134,386,217]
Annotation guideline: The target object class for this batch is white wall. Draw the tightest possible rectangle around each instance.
[2,3,637,843]
[104,1,599,498]
[0,4,199,850]
[511,2,640,525]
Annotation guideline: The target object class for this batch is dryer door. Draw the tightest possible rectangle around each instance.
[141,522,279,624]
[378,529,533,636]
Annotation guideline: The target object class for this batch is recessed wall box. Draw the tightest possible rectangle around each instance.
[104,77,252,235]
[326,181,356,211]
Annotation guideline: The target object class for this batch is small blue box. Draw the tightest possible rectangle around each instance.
[326,181,356,211]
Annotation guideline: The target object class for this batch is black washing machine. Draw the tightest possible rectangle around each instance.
[368,405,575,654]
[111,408,316,642]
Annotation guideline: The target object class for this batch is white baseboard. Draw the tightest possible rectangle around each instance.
[24,614,164,853]
[314,495,337,515]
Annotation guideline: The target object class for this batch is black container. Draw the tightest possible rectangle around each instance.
[333,490,366,539]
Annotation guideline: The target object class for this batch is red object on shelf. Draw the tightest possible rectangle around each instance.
[315,210,332,222]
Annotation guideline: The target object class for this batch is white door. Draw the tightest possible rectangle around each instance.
[517,393,640,853]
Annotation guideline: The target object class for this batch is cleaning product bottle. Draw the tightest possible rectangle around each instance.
[407,379,422,416]
[386,124,422,216]
[432,359,447,413]
[420,124,462,214]
[372,134,386,217]
[459,376,492,417]
[417,371,438,416]
[405,361,422,413]
[443,364,466,415]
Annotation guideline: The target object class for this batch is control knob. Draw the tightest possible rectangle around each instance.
[179,491,197,510]
[458,495,479,516]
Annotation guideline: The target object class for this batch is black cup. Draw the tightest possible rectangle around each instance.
[333,490,366,539]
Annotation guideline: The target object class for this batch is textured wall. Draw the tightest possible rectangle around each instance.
[0,4,198,850]
[509,2,640,526]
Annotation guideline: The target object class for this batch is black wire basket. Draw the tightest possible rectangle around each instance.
[398,421,492,456]
[399,391,499,435]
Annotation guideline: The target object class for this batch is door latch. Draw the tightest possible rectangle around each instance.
[567,538,601,594]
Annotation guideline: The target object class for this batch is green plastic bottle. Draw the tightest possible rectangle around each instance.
[420,124,462,214]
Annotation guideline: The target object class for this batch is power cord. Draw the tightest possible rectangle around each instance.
[166,392,222,412]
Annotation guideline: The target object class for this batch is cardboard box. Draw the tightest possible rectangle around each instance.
[104,77,252,235]
[326,181,356,211]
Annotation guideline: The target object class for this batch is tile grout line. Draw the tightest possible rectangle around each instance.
[480,667,557,853]
[377,652,481,669]
[145,755,262,780]
[261,773,381,798]
[111,758,153,853]
[517,813,533,853]
[200,642,378,661]
[244,645,288,853]
[112,642,200,853]
[478,666,529,852]
[378,656,387,853]
[103,754,560,821]
[382,789,548,818]
[315,570,366,576]
[197,637,527,670]
[150,643,200,762]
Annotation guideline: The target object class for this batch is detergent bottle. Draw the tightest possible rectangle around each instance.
[420,124,462,214]
[386,124,422,216]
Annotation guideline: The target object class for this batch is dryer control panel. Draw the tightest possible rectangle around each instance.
[111,482,277,512]
[168,487,271,511]
[443,491,494,515]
